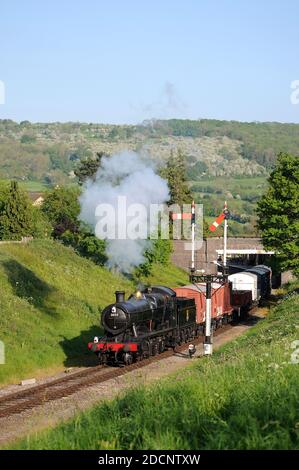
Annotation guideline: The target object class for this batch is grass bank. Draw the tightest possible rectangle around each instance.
[13,285,299,450]
[0,239,188,385]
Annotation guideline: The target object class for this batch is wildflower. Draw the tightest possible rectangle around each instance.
[268,363,279,369]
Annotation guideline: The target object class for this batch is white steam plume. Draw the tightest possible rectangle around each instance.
[79,151,169,273]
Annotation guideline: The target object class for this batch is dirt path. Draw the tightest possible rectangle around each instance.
[0,323,253,447]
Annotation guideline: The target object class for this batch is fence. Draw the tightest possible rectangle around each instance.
[0,236,33,245]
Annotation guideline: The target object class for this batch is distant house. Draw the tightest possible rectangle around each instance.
[28,192,44,207]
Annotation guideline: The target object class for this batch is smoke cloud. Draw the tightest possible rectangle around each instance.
[134,81,188,121]
[79,151,169,273]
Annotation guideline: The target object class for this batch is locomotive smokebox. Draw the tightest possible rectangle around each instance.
[115,291,125,303]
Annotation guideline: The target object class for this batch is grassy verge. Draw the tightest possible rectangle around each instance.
[0,239,188,385]
[12,285,299,450]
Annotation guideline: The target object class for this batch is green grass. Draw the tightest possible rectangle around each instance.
[137,262,189,287]
[0,239,188,385]
[12,285,299,450]
[0,179,79,192]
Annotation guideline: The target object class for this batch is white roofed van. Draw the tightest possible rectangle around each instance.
[228,272,259,301]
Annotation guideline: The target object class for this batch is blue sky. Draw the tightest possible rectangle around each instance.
[0,0,299,123]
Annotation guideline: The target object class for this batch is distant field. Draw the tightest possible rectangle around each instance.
[193,174,268,187]
[191,175,268,198]
[13,282,299,450]
[0,179,50,192]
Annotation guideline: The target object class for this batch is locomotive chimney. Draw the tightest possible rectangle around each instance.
[115,291,125,303]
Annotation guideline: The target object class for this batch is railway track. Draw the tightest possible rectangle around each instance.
[1,313,264,421]
[0,324,236,420]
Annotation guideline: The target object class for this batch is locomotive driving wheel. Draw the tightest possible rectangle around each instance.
[123,352,133,365]
[152,341,159,356]
[159,338,165,353]
[141,340,151,358]
[180,330,186,344]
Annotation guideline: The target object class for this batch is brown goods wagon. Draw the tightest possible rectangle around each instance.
[174,286,205,323]
[174,283,233,324]
[221,282,233,315]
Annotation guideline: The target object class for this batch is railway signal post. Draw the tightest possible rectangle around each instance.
[189,272,228,356]
[223,201,230,268]
[171,200,196,274]
[204,277,213,355]
[191,200,195,273]
[209,201,230,273]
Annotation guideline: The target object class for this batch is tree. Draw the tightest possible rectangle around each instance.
[74,152,106,185]
[257,153,299,276]
[41,186,81,237]
[159,149,211,238]
[42,186,107,265]
[160,149,192,205]
[0,181,34,240]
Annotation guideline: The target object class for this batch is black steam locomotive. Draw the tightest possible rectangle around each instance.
[88,286,198,365]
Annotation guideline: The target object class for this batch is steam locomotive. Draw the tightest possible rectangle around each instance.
[88,265,271,365]
[88,286,198,365]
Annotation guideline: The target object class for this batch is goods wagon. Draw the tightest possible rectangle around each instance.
[231,290,253,317]
[173,283,233,325]
[246,265,271,299]
[228,272,259,301]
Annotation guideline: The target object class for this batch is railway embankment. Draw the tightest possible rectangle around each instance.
[0,239,188,386]
[10,282,299,450]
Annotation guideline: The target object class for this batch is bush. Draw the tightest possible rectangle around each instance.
[60,230,107,266]
[31,207,52,238]
[134,239,173,278]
